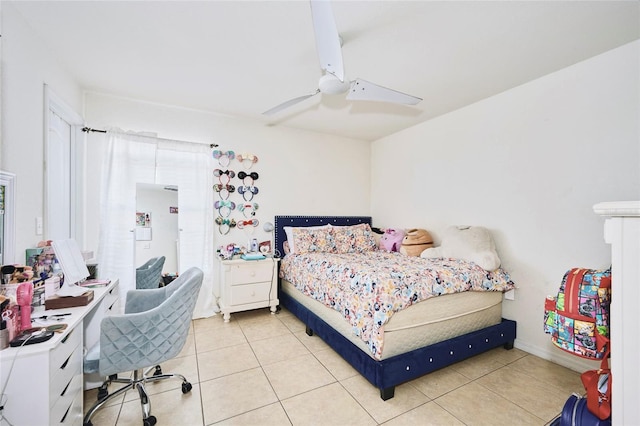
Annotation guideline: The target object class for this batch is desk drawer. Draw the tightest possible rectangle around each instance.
[231,263,273,285]
[50,344,82,399]
[50,373,83,425]
[230,282,272,305]
[50,327,81,376]
[106,284,120,313]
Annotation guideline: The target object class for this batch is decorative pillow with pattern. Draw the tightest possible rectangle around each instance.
[284,224,331,254]
[332,223,378,254]
[291,227,336,254]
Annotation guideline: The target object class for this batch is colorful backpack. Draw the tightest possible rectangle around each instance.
[544,267,611,359]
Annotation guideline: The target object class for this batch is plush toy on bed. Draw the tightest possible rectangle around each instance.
[400,229,434,256]
[379,228,405,252]
[420,225,501,271]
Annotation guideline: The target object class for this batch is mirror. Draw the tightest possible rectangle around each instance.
[135,183,179,278]
[0,171,16,265]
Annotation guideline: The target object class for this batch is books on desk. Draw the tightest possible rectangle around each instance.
[79,279,111,288]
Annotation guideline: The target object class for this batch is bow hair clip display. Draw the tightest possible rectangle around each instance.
[212,150,235,167]
[213,184,235,200]
[237,153,258,169]
[236,219,259,229]
[238,171,259,186]
[238,202,259,218]
[214,200,236,218]
[215,217,236,235]
[214,169,235,185]
[238,185,259,201]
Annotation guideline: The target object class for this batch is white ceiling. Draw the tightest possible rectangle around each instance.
[9,0,640,141]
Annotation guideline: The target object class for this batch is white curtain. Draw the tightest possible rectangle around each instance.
[97,130,217,318]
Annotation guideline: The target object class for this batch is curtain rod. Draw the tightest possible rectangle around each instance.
[82,127,219,148]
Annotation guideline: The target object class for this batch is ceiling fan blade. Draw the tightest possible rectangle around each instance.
[262,89,321,116]
[310,0,344,82]
[347,78,422,105]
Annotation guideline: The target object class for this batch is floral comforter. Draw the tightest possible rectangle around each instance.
[280,251,515,360]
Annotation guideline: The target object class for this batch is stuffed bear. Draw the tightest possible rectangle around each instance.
[420,225,501,271]
[400,229,434,256]
[379,228,405,252]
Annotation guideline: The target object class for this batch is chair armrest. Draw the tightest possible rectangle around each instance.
[124,287,166,314]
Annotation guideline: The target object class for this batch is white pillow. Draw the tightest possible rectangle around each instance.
[283,224,331,255]
[420,225,501,271]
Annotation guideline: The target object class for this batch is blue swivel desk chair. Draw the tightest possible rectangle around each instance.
[136,256,165,290]
[83,267,203,426]
[136,256,167,378]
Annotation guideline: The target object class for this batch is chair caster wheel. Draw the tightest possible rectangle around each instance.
[97,383,108,400]
[153,365,162,376]
[143,415,157,426]
[182,382,192,394]
[83,421,93,426]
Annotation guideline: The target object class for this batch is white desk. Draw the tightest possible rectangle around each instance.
[0,280,119,426]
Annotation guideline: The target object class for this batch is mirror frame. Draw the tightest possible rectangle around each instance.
[1,171,16,264]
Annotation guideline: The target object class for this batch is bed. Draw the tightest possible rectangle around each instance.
[274,215,517,400]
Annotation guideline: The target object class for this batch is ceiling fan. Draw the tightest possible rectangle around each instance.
[263,0,422,116]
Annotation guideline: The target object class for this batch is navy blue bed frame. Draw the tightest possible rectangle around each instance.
[274,215,517,400]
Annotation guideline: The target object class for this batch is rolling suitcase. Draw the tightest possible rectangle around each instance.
[557,394,611,426]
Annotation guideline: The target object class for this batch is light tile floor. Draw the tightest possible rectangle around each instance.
[84,308,584,425]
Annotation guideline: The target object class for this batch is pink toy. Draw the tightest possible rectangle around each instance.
[16,282,33,331]
[379,228,405,252]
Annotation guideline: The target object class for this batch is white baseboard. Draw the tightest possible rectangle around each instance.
[514,340,602,373]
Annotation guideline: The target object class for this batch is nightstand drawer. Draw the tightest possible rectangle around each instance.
[230,282,272,305]
[218,258,279,321]
[231,263,273,285]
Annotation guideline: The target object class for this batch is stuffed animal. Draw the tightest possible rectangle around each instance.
[420,225,501,271]
[400,229,434,256]
[379,228,405,252]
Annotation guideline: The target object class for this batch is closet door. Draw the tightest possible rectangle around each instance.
[44,86,84,242]
[46,108,71,239]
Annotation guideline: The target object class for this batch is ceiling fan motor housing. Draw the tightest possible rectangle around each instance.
[318,73,351,95]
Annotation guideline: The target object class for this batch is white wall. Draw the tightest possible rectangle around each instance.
[82,93,371,259]
[0,3,84,263]
[371,41,640,371]
[3,0,637,369]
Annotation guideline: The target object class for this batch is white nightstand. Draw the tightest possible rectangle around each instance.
[217,257,279,322]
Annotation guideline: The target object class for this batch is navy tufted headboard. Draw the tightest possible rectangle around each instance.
[274,215,372,257]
